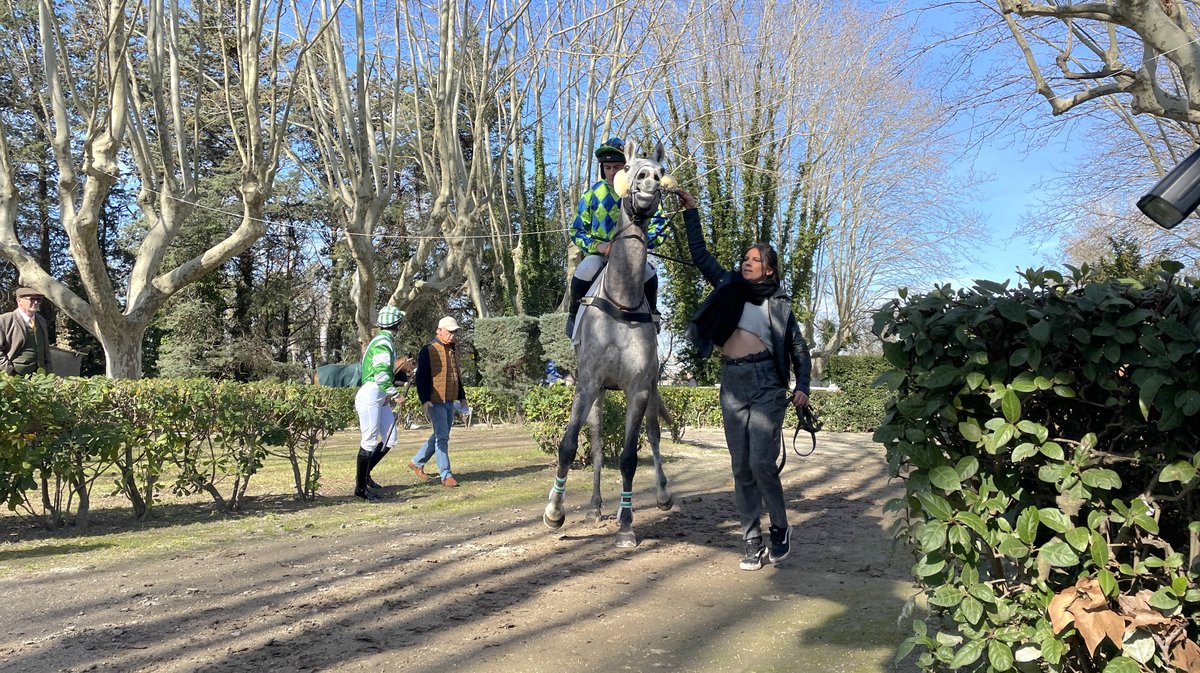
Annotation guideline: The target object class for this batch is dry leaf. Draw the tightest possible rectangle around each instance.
[1075,577,1107,610]
[1118,593,1153,615]
[1069,605,1127,657]
[1171,638,1200,673]
[1049,587,1077,633]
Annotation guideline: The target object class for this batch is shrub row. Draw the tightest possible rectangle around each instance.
[0,374,356,528]
[1,354,888,527]
[872,265,1199,673]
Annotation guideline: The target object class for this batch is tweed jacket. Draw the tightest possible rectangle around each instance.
[0,309,50,375]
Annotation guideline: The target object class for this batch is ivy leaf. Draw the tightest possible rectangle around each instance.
[1132,514,1159,535]
[915,491,954,521]
[1159,461,1197,484]
[1177,390,1200,416]
[1012,442,1038,462]
[929,466,962,492]
[1081,468,1121,490]
[997,536,1029,559]
[1117,309,1154,327]
[1016,507,1040,543]
[1065,527,1090,552]
[1102,656,1142,673]
[950,639,985,669]
[1147,588,1179,610]
[1137,373,1168,420]
[1001,389,1022,423]
[1040,441,1065,460]
[959,595,984,625]
[1038,539,1079,567]
[1090,531,1109,567]
[988,639,1015,671]
[955,512,989,538]
[1038,508,1072,533]
[958,419,982,443]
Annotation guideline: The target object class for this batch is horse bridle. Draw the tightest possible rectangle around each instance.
[595,194,654,312]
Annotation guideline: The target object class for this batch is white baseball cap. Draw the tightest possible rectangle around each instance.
[438,316,460,332]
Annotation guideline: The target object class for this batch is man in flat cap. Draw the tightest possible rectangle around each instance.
[1,287,50,376]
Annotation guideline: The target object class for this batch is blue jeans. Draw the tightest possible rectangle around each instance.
[412,402,454,479]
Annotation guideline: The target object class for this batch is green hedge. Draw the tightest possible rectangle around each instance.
[873,264,1199,673]
[0,375,356,527]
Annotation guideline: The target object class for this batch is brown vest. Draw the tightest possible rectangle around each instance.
[426,340,461,404]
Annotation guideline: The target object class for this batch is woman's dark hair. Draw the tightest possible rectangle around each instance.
[745,242,780,280]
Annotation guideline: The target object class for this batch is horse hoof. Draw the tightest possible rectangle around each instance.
[657,496,674,511]
[543,512,565,530]
[615,531,638,548]
[585,509,602,523]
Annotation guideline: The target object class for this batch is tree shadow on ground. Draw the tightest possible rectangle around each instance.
[0,428,920,673]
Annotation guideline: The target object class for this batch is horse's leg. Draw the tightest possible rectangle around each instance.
[544,385,601,529]
[647,395,673,511]
[615,389,651,548]
[585,394,605,523]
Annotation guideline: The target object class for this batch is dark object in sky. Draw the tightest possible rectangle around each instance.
[1138,146,1200,229]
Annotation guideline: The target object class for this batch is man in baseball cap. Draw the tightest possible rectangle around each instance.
[1,287,50,376]
[410,316,468,487]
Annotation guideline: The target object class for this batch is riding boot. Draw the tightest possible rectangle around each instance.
[565,276,591,337]
[355,449,380,501]
[366,442,389,490]
[644,276,661,333]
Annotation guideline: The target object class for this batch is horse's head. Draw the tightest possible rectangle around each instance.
[614,141,671,220]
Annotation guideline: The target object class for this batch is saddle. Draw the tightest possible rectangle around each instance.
[570,267,655,344]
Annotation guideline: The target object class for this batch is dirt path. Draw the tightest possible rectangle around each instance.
[0,427,918,673]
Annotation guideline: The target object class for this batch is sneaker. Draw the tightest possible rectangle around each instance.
[769,525,791,564]
[408,462,432,482]
[354,487,381,502]
[739,537,766,571]
[442,476,459,488]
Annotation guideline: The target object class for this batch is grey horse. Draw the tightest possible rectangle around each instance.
[543,141,674,548]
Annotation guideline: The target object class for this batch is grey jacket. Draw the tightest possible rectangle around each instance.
[0,309,49,375]
[682,209,811,394]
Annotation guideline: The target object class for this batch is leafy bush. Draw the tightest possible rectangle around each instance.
[473,316,543,392]
[873,264,1200,673]
[537,312,576,376]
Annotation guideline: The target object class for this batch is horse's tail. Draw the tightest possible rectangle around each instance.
[649,390,674,430]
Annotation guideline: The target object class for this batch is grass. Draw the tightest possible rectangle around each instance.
[0,424,565,574]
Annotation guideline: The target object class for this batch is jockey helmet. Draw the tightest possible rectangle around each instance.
[595,137,626,164]
[376,305,405,329]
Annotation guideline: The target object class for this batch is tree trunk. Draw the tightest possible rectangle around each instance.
[97,323,149,379]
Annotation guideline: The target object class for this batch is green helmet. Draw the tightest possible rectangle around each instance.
[376,305,404,328]
[595,136,626,164]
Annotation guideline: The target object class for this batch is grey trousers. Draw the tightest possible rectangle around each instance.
[720,355,791,541]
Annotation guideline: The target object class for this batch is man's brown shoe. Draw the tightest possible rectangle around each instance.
[442,476,459,488]
[408,462,432,482]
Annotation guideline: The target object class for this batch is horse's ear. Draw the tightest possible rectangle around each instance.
[625,139,638,163]
[652,142,665,164]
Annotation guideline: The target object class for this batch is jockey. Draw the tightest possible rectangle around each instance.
[353,305,406,501]
[566,136,669,336]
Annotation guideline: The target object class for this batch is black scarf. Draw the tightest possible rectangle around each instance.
[689,273,779,351]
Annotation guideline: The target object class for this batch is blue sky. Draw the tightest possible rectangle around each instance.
[957,138,1074,285]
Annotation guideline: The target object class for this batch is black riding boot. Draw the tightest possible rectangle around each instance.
[355,449,380,501]
[366,442,390,489]
[644,276,661,332]
[565,276,591,337]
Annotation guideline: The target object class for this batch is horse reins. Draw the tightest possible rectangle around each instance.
[775,404,822,475]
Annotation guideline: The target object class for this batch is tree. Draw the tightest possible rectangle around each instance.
[0,0,316,377]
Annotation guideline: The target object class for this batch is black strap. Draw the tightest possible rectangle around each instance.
[775,405,821,475]
[580,295,654,323]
